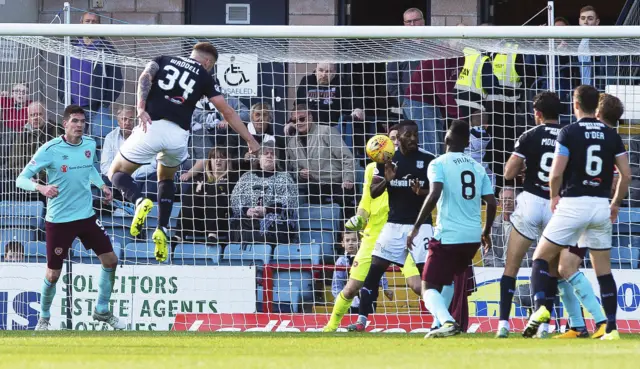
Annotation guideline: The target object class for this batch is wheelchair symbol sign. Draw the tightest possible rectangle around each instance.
[217,54,258,96]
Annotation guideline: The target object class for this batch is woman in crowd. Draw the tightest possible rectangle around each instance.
[239,102,277,171]
[230,141,298,244]
[174,147,237,244]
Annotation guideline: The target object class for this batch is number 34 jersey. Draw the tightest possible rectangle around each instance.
[513,122,565,199]
[556,118,626,199]
[427,152,493,245]
[146,55,222,130]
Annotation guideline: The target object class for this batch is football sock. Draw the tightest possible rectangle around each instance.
[157,179,175,229]
[432,284,454,327]
[423,289,455,326]
[545,277,558,317]
[567,271,606,325]
[111,171,143,204]
[531,259,550,311]
[557,279,585,329]
[328,292,353,328]
[96,266,116,314]
[597,273,618,333]
[357,263,386,319]
[40,279,56,319]
[499,275,516,321]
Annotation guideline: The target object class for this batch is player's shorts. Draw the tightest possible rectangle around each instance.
[119,119,190,168]
[45,215,113,270]
[510,191,553,241]
[542,196,612,250]
[372,223,433,266]
[567,246,587,259]
[422,238,480,287]
[351,233,420,281]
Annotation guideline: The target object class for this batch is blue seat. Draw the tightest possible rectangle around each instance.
[222,243,272,266]
[613,208,640,234]
[273,243,322,265]
[299,204,341,231]
[147,202,181,229]
[173,243,220,265]
[107,227,136,249]
[5,241,48,263]
[610,246,640,269]
[0,201,44,229]
[0,228,36,243]
[71,241,122,264]
[123,242,170,265]
[299,231,335,258]
[273,284,301,313]
[273,271,313,307]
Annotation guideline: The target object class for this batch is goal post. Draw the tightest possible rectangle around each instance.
[0,22,640,333]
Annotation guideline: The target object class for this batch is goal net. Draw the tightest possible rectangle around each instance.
[1,19,640,333]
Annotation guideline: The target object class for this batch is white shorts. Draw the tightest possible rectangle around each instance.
[119,119,190,168]
[542,197,612,250]
[510,191,553,241]
[373,223,433,266]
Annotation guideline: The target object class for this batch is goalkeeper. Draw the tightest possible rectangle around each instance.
[323,126,426,332]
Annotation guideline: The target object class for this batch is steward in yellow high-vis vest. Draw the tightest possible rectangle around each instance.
[454,47,500,119]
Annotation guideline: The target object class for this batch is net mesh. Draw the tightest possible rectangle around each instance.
[1,18,640,333]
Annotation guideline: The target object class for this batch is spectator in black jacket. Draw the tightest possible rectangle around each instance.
[174,147,237,245]
[57,12,123,139]
[296,63,364,125]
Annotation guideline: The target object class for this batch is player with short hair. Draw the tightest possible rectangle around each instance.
[346,120,436,332]
[108,42,259,262]
[523,85,631,341]
[551,92,628,339]
[408,119,496,338]
[322,123,428,333]
[496,91,567,338]
[16,105,124,331]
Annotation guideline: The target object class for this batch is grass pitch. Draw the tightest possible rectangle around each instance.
[1,331,639,369]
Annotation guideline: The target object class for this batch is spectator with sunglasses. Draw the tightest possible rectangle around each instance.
[285,104,357,218]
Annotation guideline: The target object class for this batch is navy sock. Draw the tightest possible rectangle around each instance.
[499,275,516,321]
[545,277,558,317]
[358,262,386,318]
[111,171,143,204]
[157,179,175,229]
[597,273,618,333]
[531,259,550,311]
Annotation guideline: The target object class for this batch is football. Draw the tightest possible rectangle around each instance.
[366,134,395,164]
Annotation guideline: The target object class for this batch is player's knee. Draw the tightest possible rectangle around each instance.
[99,252,119,269]
[406,276,422,296]
[342,282,361,299]
[503,263,519,278]
[45,269,61,284]
[557,262,576,280]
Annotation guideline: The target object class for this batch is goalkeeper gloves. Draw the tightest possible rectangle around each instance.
[345,215,366,231]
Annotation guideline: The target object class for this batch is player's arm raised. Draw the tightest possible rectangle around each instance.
[210,95,260,154]
[136,60,160,129]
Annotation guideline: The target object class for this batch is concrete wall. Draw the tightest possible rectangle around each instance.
[0,0,39,23]
[431,0,479,26]
[39,0,184,24]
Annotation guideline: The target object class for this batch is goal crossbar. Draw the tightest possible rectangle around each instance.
[2,24,640,39]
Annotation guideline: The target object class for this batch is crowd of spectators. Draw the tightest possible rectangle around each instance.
[0,5,638,271]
